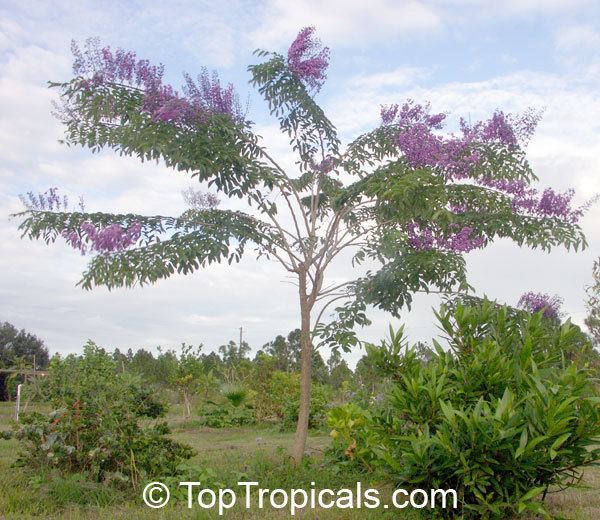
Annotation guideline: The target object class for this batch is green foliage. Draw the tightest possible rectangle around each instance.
[281,381,332,431]
[328,302,600,518]
[198,402,256,428]
[221,383,249,407]
[52,76,273,197]
[327,403,379,470]
[248,50,340,171]
[314,299,372,352]
[5,342,193,486]
[0,321,49,369]
[585,258,600,349]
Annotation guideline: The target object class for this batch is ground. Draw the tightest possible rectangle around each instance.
[0,402,597,519]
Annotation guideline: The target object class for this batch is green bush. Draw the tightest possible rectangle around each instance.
[5,342,193,486]
[327,403,381,470]
[328,301,600,518]
[281,382,332,430]
[197,402,256,427]
[250,370,332,428]
[221,383,249,407]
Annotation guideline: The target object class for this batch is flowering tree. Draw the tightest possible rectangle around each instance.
[14,28,588,461]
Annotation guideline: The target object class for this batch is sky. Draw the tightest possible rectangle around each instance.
[1,0,599,367]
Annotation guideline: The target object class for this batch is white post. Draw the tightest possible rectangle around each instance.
[14,383,22,421]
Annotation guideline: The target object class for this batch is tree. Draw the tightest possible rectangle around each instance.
[14,29,588,461]
[218,340,251,382]
[262,328,301,372]
[172,343,204,419]
[0,321,49,369]
[218,340,251,366]
[585,257,600,347]
[260,328,329,384]
[326,348,353,389]
[262,334,294,371]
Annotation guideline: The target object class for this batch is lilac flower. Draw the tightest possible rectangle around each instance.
[72,39,164,89]
[382,100,480,179]
[383,101,543,180]
[19,188,84,212]
[536,188,581,222]
[480,111,518,147]
[407,222,486,253]
[181,187,220,209]
[312,156,335,174]
[183,69,242,120]
[63,222,142,255]
[287,27,330,92]
[518,291,563,320]
[19,187,137,255]
[69,38,243,124]
[381,100,583,227]
[380,104,399,125]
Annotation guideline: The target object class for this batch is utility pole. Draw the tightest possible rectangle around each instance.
[239,326,243,350]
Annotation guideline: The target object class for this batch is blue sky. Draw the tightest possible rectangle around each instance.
[1,0,599,366]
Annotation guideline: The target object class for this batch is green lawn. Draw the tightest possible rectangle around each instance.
[0,402,597,519]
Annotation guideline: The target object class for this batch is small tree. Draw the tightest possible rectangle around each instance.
[14,29,589,461]
[172,343,203,419]
[218,339,251,382]
[327,349,353,389]
[5,342,192,486]
[585,257,600,347]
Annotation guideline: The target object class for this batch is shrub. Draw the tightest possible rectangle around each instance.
[247,370,300,421]
[328,301,600,518]
[327,403,380,470]
[197,402,256,428]
[281,382,332,430]
[221,383,249,407]
[251,370,331,428]
[4,342,193,487]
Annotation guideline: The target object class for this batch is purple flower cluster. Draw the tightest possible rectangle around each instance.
[407,222,486,253]
[72,38,164,90]
[287,27,330,92]
[70,38,243,124]
[381,101,582,225]
[182,70,240,119]
[311,156,335,174]
[63,222,142,255]
[19,187,85,212]
[181,187,220,209]
[382,101,482,180]
[19,187,138,255]
[518,291,563,320]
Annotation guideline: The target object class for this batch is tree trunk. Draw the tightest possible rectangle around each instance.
[183,391,191,419]
[292,271,312,463]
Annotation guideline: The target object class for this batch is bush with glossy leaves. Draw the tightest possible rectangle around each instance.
[328,301,600,518]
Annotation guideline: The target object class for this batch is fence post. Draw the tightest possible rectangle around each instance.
[14,383,22,421]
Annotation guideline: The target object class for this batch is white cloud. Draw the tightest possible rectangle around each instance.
[249,0,442,49]
[433,0,593,17]
[553,24,600,80]
[349,66,431,90]
[555,25,600,50]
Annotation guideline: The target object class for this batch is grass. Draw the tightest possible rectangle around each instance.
[0,402,598,519]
